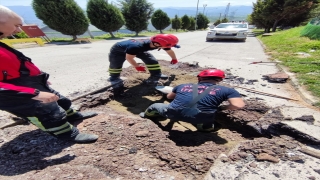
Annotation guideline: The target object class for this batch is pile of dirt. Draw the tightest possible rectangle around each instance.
[0,110,243,179]
[226,136,303,164]
[0,60,304,179]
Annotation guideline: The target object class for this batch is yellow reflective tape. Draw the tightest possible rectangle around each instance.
[145,110,159,117]
[109,69,122,72]
[53,124,73,135]
[27,117,46,131]
[66,109,77,116]
[146,64,160,67]
[109,70,122,73]
[66,108,73,113]
[46,122,70,132]
[146,67,161,70]
[109,68,122,71]
[109,69,122,73]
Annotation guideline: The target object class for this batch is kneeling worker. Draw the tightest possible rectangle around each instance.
[140,69,245,131]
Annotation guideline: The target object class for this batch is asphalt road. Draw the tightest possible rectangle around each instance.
[18,31,272,96]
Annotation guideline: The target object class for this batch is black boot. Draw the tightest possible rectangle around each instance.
[139,112,146,118]
[194,122,222,132]
[57,126,99,143]
[144,74,168,85]
[67,111,98,122]
[153,74,168,80]
[72,133,99,143]
[108,76,123,83]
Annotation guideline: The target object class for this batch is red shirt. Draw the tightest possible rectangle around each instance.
[0,47,41,96]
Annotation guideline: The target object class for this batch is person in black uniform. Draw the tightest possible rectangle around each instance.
[108,34,180,84]
[140,69,245,132]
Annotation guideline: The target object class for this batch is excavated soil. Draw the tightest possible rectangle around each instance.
[0,60,307,180]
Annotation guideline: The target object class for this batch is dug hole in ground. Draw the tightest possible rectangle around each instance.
[0,60,320,180]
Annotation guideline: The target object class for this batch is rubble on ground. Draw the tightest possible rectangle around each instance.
[262,72,289,83]
[0,60,318,179]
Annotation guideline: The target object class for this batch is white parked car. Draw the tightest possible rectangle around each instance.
[206,23,249,42]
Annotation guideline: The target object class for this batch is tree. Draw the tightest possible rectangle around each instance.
[268,0,316,32]
[221,17,229,23]
[171,15,182,32]
[251,0,274,32]
[213,19,221,26]
[196,13,210,29]
[251,0,318,32]
[87,0,125,38]
[188,16,196,30]
[151,9,171,33]
[32,0,89,40]
[181,14,191,31]
[246,14,253,24]
[119,0,154,36]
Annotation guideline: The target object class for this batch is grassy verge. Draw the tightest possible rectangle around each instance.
[253,27,320,106]
[50,29,188,42]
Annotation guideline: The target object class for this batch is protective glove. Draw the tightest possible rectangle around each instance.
[135,66,146,72]
[174,44,181,48]
[171,59,178,64]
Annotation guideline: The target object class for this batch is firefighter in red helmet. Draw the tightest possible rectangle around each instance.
[140,69,245,132]
[108,34,180,84]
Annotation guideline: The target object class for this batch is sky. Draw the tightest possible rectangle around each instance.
[0,0,254,8]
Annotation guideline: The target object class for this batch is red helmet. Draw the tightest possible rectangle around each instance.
[197,69,225,79]
[151,34,178,48]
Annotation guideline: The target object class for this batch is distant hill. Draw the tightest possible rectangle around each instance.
[6,5,253,31]
[7,6,45,28]
[159,6,253,19]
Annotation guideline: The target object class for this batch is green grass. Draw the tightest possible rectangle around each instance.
[254,27,320,106]
[49,29,188,41]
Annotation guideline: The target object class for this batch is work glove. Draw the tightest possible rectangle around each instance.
[135,66,146,72]
[171,59,178,64]
[174,44,181,48]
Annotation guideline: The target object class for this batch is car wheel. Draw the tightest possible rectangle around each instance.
[241,39,246,42]
[206,38,212,42]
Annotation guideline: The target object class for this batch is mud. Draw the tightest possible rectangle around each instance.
[0,60,313,180]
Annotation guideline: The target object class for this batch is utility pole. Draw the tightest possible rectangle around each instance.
[195,0,199,30]
[203,4,207,14]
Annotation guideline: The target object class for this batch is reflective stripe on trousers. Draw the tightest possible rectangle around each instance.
[27,116,73,135]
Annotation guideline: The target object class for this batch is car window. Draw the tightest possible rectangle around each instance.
[216,24,248,28]
[239,24,248,28]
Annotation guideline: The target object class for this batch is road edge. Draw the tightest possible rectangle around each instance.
[256,37,319,107]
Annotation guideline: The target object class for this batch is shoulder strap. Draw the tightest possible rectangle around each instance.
[0,42,31,77]
[186,84,216,108]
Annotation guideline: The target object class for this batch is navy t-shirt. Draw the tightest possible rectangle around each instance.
[112,39,171,55]
[168,82,241,112]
